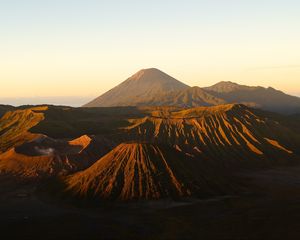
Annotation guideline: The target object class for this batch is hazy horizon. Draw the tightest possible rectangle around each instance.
[1,1,300,105]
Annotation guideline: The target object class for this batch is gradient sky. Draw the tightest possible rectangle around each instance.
[1,0,300,106]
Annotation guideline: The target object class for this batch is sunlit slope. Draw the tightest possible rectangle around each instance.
[65,143,236,200]
[0,106,47,153]
[0,147,74,179]
[84,68,189,107]
[0,134,113,179]
[124,104,300,165]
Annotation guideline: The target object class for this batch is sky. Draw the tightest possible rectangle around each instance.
[0,0,300,106]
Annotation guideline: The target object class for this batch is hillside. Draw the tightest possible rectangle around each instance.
[0,106,47,153]
[65,143,235,200]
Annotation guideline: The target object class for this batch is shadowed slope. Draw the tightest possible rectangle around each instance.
[65,143,233,200]
[67,135,117,169]
[0,105,14,118]
[84,68,189,107]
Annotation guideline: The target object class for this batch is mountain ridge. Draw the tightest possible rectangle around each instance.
[205,81,300,114]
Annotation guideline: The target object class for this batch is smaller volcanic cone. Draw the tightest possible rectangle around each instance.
[65,143,232,201]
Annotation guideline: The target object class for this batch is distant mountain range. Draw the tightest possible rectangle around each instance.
[84,68,300,114]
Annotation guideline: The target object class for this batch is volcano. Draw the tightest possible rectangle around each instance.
[83,68,189,107]
[65,143,234,200]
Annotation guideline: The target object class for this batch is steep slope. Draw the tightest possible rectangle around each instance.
[124,104,300,166]
[0,147,74,179]
[65,143,234,200]
[140,86,226,107]
[83,68,189,107]
[0,135,113,179]
[0,106,47,153]
[205,81,300,114]
[69,134,92,151]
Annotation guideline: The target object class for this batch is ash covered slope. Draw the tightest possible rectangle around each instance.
[65,143,233,200]
[0,106,47,153]
[124,104,300,164]
[83,68,189,107]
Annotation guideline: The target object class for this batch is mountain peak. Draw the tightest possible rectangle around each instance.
[127,68,182,83]
[137,67,162,73]
[217,81,240,86]
[83,68,189,107]
[129,68,160,80]
[204,81,251,93]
